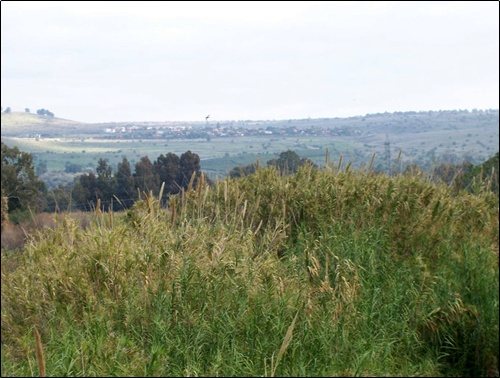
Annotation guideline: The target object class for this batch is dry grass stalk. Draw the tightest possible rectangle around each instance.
[271,311,299,377]
[170,196,177,224]
[158,181,166,204]
[93,198,101,218]
[368,152,376,172]
[34,327,46,377]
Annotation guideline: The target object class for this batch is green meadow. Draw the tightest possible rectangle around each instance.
[1,135,353,180]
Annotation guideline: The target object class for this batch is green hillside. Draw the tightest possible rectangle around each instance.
[2,109,498,189]
[2,165,498,376]
[0,112,83,136]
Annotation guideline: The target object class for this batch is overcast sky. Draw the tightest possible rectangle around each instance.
[1,1,498,123]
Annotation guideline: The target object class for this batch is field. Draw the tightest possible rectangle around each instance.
[2,110,499,188]
[1,164,498,376]
[1,135,353,178]
[2,109,499,188]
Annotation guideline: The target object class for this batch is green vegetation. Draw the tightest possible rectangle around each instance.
[1,142,46,216]
[467,152,499,194]
[2,109,498,188]
[71,150,205,212]
[229,150,316,178]
[0,112,81,131]
[427,152,499,195]
[2,160,498,376]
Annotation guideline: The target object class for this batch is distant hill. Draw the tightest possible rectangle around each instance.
[0,112,83,136]
[2,109,498,181]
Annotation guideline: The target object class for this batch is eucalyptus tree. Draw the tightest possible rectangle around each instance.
[115,157,135,209]
[134,156,159,197]
[1,142,46,214]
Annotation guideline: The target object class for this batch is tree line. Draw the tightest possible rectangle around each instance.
[1,145,317,220]
[1,142,207,218]
[53,150,316,212]
[71,150,204,211]
[1,141,499,226]
[1,107,55,116]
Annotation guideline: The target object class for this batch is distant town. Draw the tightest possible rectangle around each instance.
[101,121,363,140]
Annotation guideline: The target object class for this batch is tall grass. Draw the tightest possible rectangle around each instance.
[2,163,498,376]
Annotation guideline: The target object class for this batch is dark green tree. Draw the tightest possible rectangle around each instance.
[134,156,159,196]
[36,160,48,176]
[96,158,111,177]
[115,157,135,209]
[72,172,100,211]
[179,150,201,190]
[72,159,117,212]
[464,152,499,194]
[154,152,181,195]
[430,161,474,189]
[229,162,260,178]
[64,162,82,173]
[267,150,316,174]
[36,108,54,116]
[46,184,74,212]
[95,158,116,210]
[1,142,46,214]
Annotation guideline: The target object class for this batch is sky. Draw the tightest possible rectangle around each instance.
[1,1,499,123]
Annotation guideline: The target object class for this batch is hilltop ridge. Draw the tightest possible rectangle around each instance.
[1,112,83,136]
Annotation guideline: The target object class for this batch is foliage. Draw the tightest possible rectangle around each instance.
[1,142,47,215]
[114,157,135,210]
[36,108,54,117]
[1,188,9,231]
[230,150,317,178]
[134,155,159,196]
[2,162,498,377]
[154,152,181,196]
[71,152,205,212]
[179,150,202,189]
[430,152,499,195]
[1,212,91,251]
[36,160,48,176]
[266,149,317,174]
[229,161,260,178]
[467,152,499,194]
[64,162,82,174]
[44,184,74,213]
[3,109,497,188]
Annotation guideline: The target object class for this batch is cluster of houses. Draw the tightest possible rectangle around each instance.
[102,121,361,140]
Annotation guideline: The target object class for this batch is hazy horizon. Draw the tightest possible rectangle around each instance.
[2,1,498,124]
[2,106,499,125]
